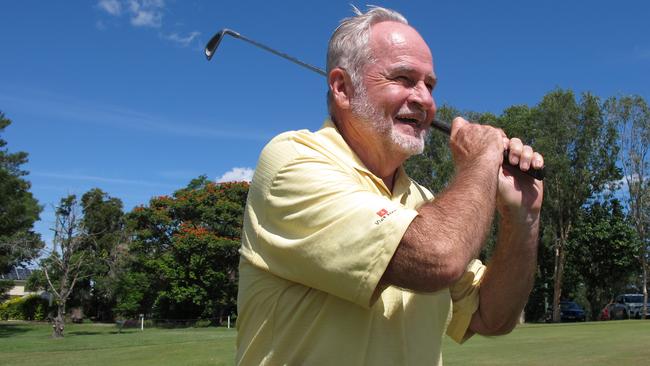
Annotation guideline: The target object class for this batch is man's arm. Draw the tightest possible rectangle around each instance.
[469,141,544,335]
[381,117,505,292]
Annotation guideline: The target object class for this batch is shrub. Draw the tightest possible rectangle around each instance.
[0,295,51,320]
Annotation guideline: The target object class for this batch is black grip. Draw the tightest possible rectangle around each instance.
[431,119,545,181]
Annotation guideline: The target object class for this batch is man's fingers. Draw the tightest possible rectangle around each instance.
[450,116,469,139]
[532,152,544,170]
[508,138,523,165]
[519,145,534,171]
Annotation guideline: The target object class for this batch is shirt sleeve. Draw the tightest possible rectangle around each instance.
[240,135,418,309]
[445,259,486,343]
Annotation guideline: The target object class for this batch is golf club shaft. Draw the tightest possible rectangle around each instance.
[205,28,545,180]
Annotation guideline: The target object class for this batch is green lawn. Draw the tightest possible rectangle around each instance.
[1,320,649,365]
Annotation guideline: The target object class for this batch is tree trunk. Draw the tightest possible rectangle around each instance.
[642,256,648,319]
[552,233,568,323]
[52,304,65,338]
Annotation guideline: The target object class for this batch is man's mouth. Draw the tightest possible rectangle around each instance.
[395,114,425,128]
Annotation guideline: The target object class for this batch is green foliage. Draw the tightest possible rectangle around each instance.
[74,188,128,321]
[119,176,249,322]
[0,279,13,302]
[0,112,43,273]
[0,295,52,320]
[524,90,620,321]
[565,199,641,319]
[606,94,650,310]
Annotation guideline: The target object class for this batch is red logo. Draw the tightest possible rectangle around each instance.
[376,208,388,217]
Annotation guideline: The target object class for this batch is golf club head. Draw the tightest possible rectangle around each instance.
[205,28,240,60]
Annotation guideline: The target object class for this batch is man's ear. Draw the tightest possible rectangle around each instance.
[329,67,353,110]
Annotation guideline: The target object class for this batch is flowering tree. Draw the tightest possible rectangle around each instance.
[117,176,248,323]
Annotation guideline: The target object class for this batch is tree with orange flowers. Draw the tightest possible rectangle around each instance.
[116,176,248,324]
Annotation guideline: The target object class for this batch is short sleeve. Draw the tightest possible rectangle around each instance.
[445,259,485,343]
[240,136,418,308]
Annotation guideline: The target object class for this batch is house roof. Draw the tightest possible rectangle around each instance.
[0,267,34,281]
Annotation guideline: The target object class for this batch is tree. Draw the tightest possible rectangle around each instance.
[566,199,641,319]
[0,111,43,273]
[606,95,650,318]
[77,188,128,321]
[119,177,248,324]
[531,90,620,322]
[42,195,90,338]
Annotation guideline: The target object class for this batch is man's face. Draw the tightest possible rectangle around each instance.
[350,21,437,156]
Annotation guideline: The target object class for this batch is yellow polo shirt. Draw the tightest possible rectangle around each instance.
[237,120,485,365]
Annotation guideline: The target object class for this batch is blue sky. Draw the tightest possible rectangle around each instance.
[1,1,649,247]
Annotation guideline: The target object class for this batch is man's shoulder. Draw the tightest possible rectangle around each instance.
[259,127,325,161]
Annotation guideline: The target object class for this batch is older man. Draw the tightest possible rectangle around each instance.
[236,6,543,365]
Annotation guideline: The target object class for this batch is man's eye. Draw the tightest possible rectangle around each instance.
[395,76,413,84]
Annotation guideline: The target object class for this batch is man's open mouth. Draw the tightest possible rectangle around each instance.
[396,116,423,127]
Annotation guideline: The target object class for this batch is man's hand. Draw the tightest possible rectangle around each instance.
[449,117,504,173]
[497,138,544,224]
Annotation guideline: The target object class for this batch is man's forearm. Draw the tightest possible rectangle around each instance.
[382,157,500,292]
[470,216,539,335]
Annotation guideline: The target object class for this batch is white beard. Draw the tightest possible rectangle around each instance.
[349,85,426,156]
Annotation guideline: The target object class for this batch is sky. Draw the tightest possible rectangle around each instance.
[1,0,649,249]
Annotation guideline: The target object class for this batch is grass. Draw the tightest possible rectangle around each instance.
[0,321,236,366]
[0,320,649,365]
[442,320,650,365]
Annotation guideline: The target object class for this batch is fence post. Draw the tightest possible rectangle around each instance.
[140,314,144,331]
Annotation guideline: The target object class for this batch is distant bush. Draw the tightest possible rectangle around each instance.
[0,295,52,320]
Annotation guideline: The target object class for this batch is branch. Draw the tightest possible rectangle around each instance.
[43,268,61,300]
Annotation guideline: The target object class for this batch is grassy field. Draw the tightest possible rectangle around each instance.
[1,320,649,365]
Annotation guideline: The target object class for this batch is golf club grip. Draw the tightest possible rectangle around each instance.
[431,119,545,181]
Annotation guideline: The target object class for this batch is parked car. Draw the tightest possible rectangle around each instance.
[559,301,586,322]
[609,294,647,319]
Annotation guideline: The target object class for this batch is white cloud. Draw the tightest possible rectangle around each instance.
[98,0,122,15]
[164,31,201,47]
[97,0,164,28]
[128,0,164,28]
[33,172,176,189]
[0,89,274,142]
[217,167,255,183]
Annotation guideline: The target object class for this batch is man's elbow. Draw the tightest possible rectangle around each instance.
[471,312,519,336]
[413,261,467,293]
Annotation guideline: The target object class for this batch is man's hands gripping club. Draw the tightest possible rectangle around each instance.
[450,117,544,223]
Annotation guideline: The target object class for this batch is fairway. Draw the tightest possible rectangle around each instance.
[1,320,649,365]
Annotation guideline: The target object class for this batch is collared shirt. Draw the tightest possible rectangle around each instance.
[236,120,485,365]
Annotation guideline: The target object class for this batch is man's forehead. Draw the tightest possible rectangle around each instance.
[368,22,435,78]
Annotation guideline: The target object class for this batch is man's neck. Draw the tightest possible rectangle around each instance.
[333,117,406,192]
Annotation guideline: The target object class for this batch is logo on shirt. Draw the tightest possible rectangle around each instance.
[375,208,396,225]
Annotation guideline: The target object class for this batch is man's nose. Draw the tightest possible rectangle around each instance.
[408,81,434,110]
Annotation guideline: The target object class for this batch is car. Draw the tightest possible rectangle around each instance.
[559,301,586,322]
[609,294,647,320]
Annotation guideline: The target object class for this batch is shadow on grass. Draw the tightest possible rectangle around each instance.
[0,323,31,338]
[67,331,104,336]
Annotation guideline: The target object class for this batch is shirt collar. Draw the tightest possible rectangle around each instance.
[317,119,412,198]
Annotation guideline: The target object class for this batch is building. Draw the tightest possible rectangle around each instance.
[1,267,37,298]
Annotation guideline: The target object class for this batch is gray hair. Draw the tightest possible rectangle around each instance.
[326,5,408,116]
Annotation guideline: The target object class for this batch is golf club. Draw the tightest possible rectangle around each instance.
[204,28,545,180]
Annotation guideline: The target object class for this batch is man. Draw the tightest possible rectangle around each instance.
[236,6,543,365]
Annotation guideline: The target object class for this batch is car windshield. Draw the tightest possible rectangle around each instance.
[561,302,580,310]
[625,295,644,303]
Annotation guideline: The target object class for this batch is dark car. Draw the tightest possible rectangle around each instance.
[560,301,586,322]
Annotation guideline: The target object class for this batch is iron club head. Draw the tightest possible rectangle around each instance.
[205,28,241,60]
